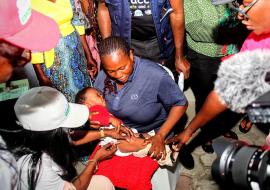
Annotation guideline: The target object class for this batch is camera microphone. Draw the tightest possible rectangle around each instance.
[214,49,270,114]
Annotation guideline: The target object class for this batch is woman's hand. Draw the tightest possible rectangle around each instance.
[104,129,130,141]
[165,128,193,151]
[88,62,98,80]
[119,125,134,138]
[93,143,117,162]
[109,116,122,132]
[109,116,135,138]
[147,134,166,161]
[175,56,191,79]
[39,76,52,86]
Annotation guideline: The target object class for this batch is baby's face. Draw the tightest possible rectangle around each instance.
[85,88,106,107]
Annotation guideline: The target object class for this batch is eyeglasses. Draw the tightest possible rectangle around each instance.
[3,49,31,67]
[233,0,259,20]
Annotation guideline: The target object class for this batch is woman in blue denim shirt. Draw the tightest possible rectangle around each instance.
[94,36,188,160]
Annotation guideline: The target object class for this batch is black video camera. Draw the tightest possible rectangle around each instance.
[211,91,270,190]
[211,137,270,190]
[246,90,270,124]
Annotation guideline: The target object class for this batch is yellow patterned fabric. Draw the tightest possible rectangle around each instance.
[32,0,74,36]
[31,0,85,67]
[30,0,92,102]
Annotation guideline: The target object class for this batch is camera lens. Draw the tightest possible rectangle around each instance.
[211,140,247,187]
[212,138,270,190]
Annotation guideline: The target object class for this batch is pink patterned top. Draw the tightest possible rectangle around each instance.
[241,32,270,51]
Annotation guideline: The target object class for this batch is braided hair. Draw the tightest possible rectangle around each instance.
[98,36,130,95]
[98,36,130,57]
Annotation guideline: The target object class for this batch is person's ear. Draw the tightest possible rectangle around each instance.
[130,48,134,55]
[129,49,134,61]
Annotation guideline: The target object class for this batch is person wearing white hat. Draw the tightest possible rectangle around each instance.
[0,0,60,189]
[14,86,116,190]
[0,1,114,188]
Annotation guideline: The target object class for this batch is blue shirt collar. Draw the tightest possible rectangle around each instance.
[127,56,139,82]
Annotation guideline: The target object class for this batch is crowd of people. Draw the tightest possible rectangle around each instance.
[0,0,270,189]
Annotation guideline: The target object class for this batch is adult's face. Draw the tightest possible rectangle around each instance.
[0,41,30,83]
[242,0,270,35]
[0,57,13,83]
[101,49,134,85]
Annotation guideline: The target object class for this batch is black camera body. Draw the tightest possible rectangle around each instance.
[247,90,270,124]
[212,138,270,190]
[212,91,270,190]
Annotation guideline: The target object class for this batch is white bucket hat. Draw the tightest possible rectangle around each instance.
[14,87,89,131]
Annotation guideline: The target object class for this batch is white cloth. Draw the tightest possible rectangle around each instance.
[99,126,137,156]
[0,136,18,190]
[99,128,177,166]
[17,153,69,190]
[133,144,178,166]
[87,175,115,190]
[17,153,115,190]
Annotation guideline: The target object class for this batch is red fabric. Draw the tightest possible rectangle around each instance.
[89,105,110,126]
[221,54,234,62]
[90,145,159,190]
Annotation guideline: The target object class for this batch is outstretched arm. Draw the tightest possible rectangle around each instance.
[166,90,228,150]
[33,64,52,86]
[71,130,103,146]
[148,104,188,160]
[73,143,117,190]
[72,128,131,146]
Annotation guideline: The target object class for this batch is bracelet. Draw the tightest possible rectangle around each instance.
[88,159,98,173]
[99,129,105,138]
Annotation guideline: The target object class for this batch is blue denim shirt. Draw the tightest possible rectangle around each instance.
[104,0,174,58]
[94,57,187,133]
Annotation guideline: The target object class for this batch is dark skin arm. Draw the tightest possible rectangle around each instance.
[97,1,111,39]
[166,91,228,151]
[73,143,116,190]
[33,64,52,86]
[71,128,131,146]
[71,130,103,145]
[169,0,190,79]
[79,35,98,79]
[148,104,188,160]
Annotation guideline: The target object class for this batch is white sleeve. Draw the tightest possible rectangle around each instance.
[0,151,18,190]
[17,153,71,190]
[0,136,18,190]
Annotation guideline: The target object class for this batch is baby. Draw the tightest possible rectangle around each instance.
[74,87,178,166]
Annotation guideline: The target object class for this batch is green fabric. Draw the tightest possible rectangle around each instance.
[0,79,29,101]
[184,0,239,57]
